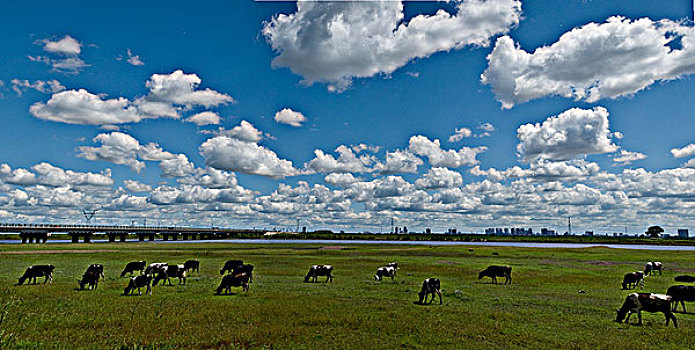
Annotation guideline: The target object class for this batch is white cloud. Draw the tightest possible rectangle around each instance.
[159,154,196,178]
[222,120,263,143]
[470,159,601,181]
[408,135,486,168]
[30,89,146,125]
[351,144,380,154]
[305,145,373,173]
[517,107,618,162]
[324,173,361,187]
[200,122,299,179]
[144,70,234,108]
[77,132,178,173]
[42,35,81,55]
[448,127,472,142]
[11,79,65,96]
[263,0,521,91]
[482,16,695,108]
[186,111,221,126]
[274,108,307,127]
[671,144,695,158]
[126,49,145,66]
[376,150,423,174]
[415,167,464,190]
[123,180,152,193]
[613,150,647,164]
[30,70,232,125]
[0,163,113,187]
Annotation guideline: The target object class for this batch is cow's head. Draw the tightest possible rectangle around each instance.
[614,308,627,323]
[477,271,484,279]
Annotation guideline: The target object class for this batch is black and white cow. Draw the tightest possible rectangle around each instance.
[220,260,243,275]
[123,275,152,295]
[304,265,333,283]
[478,265,512,285]
[183,260,199,274]
[215,273,250,295]
[153,264,186,286]
[16,265,55,285]
[418,278,442,305]
[145,262,168,276]
[666,285,695,313]
[77,264,104,290]
[622,271,645,290]
[387,262,398,274]
[645,262,663,276]
[86,264,105,279]
[375,266,396,281]
[615,293,677,327]
[120,261,146,277]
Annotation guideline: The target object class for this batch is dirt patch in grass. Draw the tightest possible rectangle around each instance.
[584,260,623,266]
[437,261,460,265]
[319,246,347,250]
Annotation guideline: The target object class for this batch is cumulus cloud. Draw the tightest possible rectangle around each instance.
[31,35,87,73]
[200,121,299,178]
[123,180,152,193]
[376,150,423,174]
[263,0,522,91]
[305,145,374,174]
[125,49,145,66]
[613,150,647,164]
[415,167,464,190]
[470,159,601,181]
[448,127,472,142]
[0,163,112,187]
[324,173,361,187]
[11,79,65,96]
[77,132,177,173]
[30,70,232,125]
[274,108,307,127]
[186,111,221,126]
[408,135,486,168]
[671,144,695,158]
[517,107,619,162]
[482,16,695,108]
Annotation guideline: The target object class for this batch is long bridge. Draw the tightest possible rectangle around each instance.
[0,223,266,243]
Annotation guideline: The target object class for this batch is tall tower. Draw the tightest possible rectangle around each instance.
[568,216,572,235]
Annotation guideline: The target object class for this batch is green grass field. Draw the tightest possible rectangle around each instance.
[1,243,695,349]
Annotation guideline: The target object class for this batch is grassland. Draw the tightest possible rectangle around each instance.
[1,243,695,349]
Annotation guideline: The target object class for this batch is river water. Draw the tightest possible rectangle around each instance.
[2,238,695,251]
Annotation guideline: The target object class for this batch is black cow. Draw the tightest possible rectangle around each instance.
[220,260,243,275]
[666,285,695,313]
[77,270,101,291]
[215,273,250,294]
[615,293,677,327]
[645,262,663,276]
[232,264,254,283]
[16,265,55,285]
[675,275,695,283]
[120,261,146,277]
[77,264,104,290]
[478,265,512,285]
[123,275,152,295]
[375,266,396,281]
[183,260,199,274]
[418,278,442,305]
[305,265,333,283]
[622,272,644,290]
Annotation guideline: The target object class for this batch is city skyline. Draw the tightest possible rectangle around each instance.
[0,0,694,234]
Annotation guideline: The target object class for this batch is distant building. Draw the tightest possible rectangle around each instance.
[678,229,689,238]
[585,231,594,236]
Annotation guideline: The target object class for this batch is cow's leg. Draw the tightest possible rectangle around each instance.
[682,301,687,313]
[637,311,642,325]
[492,276,497,284]
[624,312,632,324]
[147,284,152,295]
[436,290,442,305]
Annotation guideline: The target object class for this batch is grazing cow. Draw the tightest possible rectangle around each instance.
[120,261,146,277]
[183,260,199,274]
[375,266,396,281]
[153,264,186,286]
[304,265,333,283]
[77,270,101,291]
[666,285,695,313]
[123,275,152,295]
[16,265,55,285]
[86,264,105,280]
[675,275,695,283]
[387,262,398,272]
[232,264,254,283]
[615,293,677,327]
[622,271,645,290]
[145,263,168,276]
[220,260,243,275]
[215,273,250,294]
[645,262,663,276]
[418,278,442,305]
[478,265,512,285]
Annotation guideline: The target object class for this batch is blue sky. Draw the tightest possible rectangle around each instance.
[1,0,694,234]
